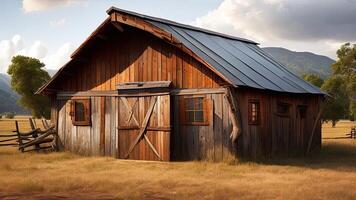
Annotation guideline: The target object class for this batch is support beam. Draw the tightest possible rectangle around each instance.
[224,87,242,146]
[111,21,124,32]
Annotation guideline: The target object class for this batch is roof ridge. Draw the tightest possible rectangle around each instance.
[107,6,258,45]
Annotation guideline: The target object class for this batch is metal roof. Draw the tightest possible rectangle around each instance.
[108,7,325,95]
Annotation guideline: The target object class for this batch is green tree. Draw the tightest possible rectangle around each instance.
[331,43,356,119]
[302,74,324,88]
[7,55,50,119]
[321,76,349,127]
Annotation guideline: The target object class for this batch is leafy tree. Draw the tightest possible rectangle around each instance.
[7,55,50,119]
[302,74,324,88]
[331,43,356,119]
[321,76,349,127]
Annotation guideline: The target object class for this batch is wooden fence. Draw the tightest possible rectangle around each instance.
[0,118,57,152]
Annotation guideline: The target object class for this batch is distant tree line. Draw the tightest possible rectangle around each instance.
[0,112,16,119]
[302,43,356,127]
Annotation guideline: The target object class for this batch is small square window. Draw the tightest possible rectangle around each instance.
[298,105,307,118]
[70,99,91,126]
[180,97,210,126]
[248,100,260,125]
[277,102,290,116]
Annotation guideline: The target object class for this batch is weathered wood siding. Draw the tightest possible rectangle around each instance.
[50,26,225,92]
[236,88,322,159]
[172,92,235,161]
[57,97,116,157]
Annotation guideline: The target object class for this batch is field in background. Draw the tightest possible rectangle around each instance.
[0,117,355,200]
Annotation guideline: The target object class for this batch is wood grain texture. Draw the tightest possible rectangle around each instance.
[49,26,224,92]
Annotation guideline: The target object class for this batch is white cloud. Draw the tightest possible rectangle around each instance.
[22,0,87,12]
[193,0,356,58]
[28,41,48,59]
[43,43,74,70]
[50,18,67,28]
[0,35,73,73]
[0,35,25,73]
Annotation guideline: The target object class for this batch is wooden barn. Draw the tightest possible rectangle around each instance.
[37,7,326,161]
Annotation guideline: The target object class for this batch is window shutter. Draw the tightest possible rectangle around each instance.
[70,100,74,117]
[203,98,212,125]
[84,99,91,124]
[179,97,186,124]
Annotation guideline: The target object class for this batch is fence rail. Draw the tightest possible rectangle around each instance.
[0,118,58,152]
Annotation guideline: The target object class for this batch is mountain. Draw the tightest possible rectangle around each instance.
[0,73,28,114]
[262,47,334,78]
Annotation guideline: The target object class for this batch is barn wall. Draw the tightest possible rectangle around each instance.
[51,26,225,92]
[236,88,322,159]
[172,92,235,161]
[57,97,117,157]
[56,94,170,160]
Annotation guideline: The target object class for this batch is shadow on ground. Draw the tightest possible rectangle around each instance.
[259,141,356,171]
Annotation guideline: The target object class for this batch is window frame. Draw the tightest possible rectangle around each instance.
[180,96,210,126]
[276,101,291,117]
[70,98,91,126]
[248,99,260,125]
[297,105,308,119]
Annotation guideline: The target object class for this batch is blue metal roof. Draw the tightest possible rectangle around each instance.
[107,7,325,95]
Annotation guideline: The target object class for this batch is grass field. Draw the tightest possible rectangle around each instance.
[0,117,356,200]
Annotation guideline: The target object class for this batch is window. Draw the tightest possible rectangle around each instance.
[70,99,91,126]
[248,100,260,125]
[277,102,290,116]
[180,97,210,126]
[297,105,308,119]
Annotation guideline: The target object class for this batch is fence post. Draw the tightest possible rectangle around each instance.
[29,118,40,151]
[15,121,24,152]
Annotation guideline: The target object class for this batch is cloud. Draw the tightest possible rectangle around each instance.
[194,0,356,42]
[28,41,48,59]
[0,35,25,73]
[0,35,73,73]
[22,0,87,12]
[193,0,356,58]
[43,43,74,69]
[49,18,67,28]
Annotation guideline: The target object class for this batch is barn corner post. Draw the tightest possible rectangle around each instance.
[224,86,243,156]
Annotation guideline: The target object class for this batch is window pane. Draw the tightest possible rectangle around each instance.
[186,99,194,110]
[195,111,204,122]
[75,101,85,121]
[195,98,203,110]
[186,111,194,122]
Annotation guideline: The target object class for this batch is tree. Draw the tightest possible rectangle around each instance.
[321,76,349,127]
[331,43,356,119]
[7,55,51,119]
[302,74,324,88]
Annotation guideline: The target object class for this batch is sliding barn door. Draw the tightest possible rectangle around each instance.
[117,94,170,161]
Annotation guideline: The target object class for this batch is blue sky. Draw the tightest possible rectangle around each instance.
[1,0,355,73]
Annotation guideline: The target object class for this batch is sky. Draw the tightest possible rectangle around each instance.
[0,0,355,73]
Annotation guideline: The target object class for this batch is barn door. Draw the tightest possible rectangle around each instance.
[117,94,171,161]
[273,103,292,155]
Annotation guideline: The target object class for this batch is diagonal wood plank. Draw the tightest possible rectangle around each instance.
[125,96,157,159]
[120,97,139,126]
[144,134,162,161]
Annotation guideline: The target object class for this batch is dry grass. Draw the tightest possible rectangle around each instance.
[0,117,356,199]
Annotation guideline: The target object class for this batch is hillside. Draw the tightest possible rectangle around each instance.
[263,47,334,78]
[0,74,28,114]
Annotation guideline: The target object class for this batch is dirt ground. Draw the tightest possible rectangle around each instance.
[0,118,355,200]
